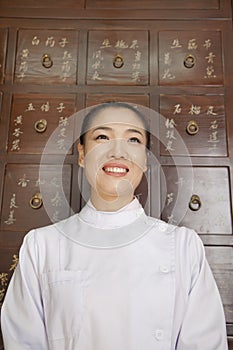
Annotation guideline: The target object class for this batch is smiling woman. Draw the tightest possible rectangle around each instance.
[1,102,228,350]
[78,102,148,211]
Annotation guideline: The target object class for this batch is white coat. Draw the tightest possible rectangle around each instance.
[1,199,228,350]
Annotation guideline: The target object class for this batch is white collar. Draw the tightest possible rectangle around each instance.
[78,198,144,229]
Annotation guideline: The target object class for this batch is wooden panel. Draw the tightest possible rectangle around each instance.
[205,247,233,323]
[86,93,149,107]
[0,164,72,232]
[161,167,232,234]
[0,0,85,8]
[0,92,2,113]
[14,29,78,84]
[86,0,220,10]
[0,245,20,308]
[0,29,7,85]
[7,94,75,154]
[228,338,233,350]
[159,94,227,156]
[87,30,148,85]
[159,31,223,85]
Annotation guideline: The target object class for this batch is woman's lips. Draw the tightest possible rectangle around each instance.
[102,163,129,177]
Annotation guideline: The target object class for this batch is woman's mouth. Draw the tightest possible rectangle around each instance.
[102,164,129,176]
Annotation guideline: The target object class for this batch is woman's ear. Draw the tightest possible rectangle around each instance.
[77,143,85,168]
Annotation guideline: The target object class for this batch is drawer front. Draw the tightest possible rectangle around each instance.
[86,93,149,107]
[205,246,233,324]
[0,92,2,113]
[86,0,220,10]
[1,164,72,232]
[159,94,227,156]
[0,29,8,84]
[1,0,84,8]
[8,94,75,154]
[87,30,148,85]
[159,31,223,85]
[161,166,232,234]
[0,246,19,308]
[14,29,78,84]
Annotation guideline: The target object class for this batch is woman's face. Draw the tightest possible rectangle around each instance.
[78,107,147,209]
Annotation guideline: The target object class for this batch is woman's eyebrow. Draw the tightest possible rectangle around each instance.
[91,126,113,133]
[126,128,144,137]
[91,126,145,137]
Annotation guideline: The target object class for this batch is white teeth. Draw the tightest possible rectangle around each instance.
[104,167,127,173]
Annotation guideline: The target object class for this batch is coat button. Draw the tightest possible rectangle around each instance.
[158,223,167,232]
[154,329,164,341]
[159,265,170,273]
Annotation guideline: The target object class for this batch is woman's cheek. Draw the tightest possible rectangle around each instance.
[83,147,106,184]
[130,147,147,170]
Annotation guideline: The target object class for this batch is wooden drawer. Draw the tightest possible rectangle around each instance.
[14,29,78,84]
[159,31,223,85]
[0,245,20,308]
[159,94,227,156]
[86,93,149,107]
[86,0,220,10]
[7,94,75,154]
[0,92,2,113]
[228,338,233,350]
[161,166,232,234]
[205,246,233,324]
[0,164,72,232]
[0,29,8,84]
[0,0,84,8]
[87,30,148,85]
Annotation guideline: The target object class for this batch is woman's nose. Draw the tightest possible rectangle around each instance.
[107,138,129,159]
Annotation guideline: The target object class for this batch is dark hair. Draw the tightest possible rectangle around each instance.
[79,101,150,148]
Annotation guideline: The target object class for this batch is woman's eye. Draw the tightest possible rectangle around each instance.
[129,137,141,144]
[96,134,109,141]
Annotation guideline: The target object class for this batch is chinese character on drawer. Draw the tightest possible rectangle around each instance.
[87,31,148,85]
[8,94,75,154]
[161,166,232,234]
[159,95,227,156]
[0,164,72,232]
[159,31,223,85]
[14,30,78,84]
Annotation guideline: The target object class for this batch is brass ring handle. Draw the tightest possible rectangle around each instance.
[184,54,195,69]
[42,53,53,68]
[186,120,199,135]
[189,194,201,211]
[29,193,43,209]
[113,54,124,69]
[34,119,47,133]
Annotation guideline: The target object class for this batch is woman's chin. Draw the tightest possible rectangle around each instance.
[101,179,134,199]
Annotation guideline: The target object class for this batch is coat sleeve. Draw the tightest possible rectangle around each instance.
[176,229,228,350]
[1,230,49,350]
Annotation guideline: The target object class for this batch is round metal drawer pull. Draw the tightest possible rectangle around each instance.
[189,194,201,211]
[42,53,53,68]
[186,120,199,135]
[184,54,195,69]
[113,54,124,69]
[30,193,43,209]
[34,119,47,133]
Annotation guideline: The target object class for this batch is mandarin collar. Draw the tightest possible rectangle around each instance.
[78,198,144,229]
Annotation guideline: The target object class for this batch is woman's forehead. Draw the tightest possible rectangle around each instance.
[87,107,146,130]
